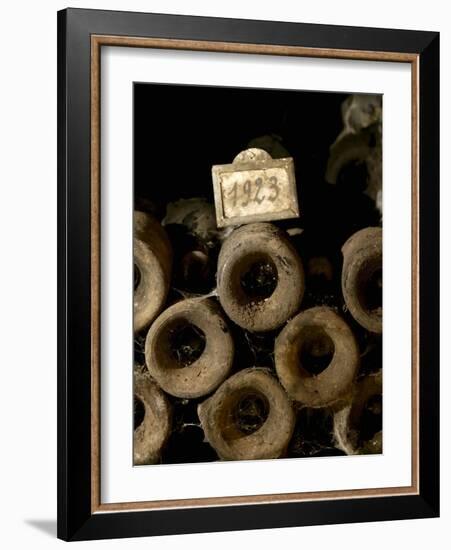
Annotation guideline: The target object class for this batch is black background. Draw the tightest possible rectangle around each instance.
[134,83,380,257]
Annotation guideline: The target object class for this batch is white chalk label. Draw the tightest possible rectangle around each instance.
[212,154,299,227]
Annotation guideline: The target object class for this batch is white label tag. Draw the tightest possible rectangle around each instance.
[212,152,299,227]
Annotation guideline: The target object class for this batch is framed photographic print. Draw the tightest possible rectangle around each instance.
[57,8,439,541]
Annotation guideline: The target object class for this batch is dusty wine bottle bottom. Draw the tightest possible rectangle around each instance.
[133,211,172,333]
[145,298,234,399]
[217,222,305,332]
[133,369,172,465]
[342,226,383,334]
[198,368,295,461]
[333,370,383,455]
[275,306,360,408]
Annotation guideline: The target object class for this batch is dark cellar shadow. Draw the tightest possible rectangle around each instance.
[25,519,57,538]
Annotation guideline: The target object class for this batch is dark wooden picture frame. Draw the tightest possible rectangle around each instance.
[57,8,439,541]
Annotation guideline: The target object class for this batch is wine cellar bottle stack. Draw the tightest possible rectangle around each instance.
[133,216,382,463]
[133,93,383,464]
